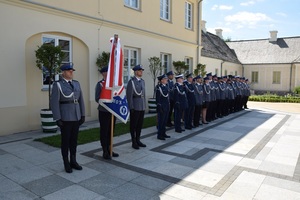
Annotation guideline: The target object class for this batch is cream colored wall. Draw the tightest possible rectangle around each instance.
[0,0,200,135]
[27,0,199,44]
[200,57,242,76]
[244,64,291,92]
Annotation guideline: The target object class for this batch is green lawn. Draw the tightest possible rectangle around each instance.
[35,115,157,147]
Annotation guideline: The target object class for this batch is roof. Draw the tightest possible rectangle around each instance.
[201,31,240,64]
[226,37,300,64]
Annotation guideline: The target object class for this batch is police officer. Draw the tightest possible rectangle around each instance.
[202,77,211,124]
[193,75,204,127]
[50,63,85,173]
[95,66,119,160]
[173,74,188,133]
[156,74,170,140]
[166,71,175,127]
[184,73,196,129]
[126,64,147,149]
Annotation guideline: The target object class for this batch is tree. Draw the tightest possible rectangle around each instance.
[173,61,189,75]
[96,51,110,70]
[193,63,207,77]
[148,56,162,98]
[35,43,65,110]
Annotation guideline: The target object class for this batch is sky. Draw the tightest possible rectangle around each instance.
[202,0,300,41]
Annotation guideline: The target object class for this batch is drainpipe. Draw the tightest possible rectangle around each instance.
[290,63,293,92]
[221,60,225,76]
[197,0,203,65]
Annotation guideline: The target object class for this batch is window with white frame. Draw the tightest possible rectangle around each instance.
[251,71,258,83]
[185,2,192,29]
[41,35,71,88]
[124,0,139,9]
[124,47,139,85]
[160,53,171,74]
[185,57,193,72]
[160,0,170,21]
[272,71,281,84]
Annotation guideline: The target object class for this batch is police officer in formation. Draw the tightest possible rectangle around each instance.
[166,71,175,127]
[193,75,203,127]
[126,64,147,149]
[95,66,119,160]
[51,63,85,173]
[155,74,171,140]
[173,74,188,133]
[184,73,196,129]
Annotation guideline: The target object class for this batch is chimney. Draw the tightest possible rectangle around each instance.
[269,30,278,42]
[215,29,223,39]
[201,20,207,33]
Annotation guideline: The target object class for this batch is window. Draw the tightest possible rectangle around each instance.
[124,0,139,9]
[251,71,258,83]
[215,68,219,76]
[124,47,139,85]
[161,53,171,74]
[185,57,193,72]
[185,2,192,29]
[273,71,281,84]
[160,0,170,21]
[41,35,71,88]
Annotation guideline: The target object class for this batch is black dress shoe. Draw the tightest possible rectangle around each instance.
[157,135,166,140]
[202,121,209,124]
[70,162,82,170]
[175,130,182,133]
[163,134,171,138]
[112,152,119,157]
[166,123,174,127]
[137,141,147,147]
[103,151,112,160]
[132,143,140,149]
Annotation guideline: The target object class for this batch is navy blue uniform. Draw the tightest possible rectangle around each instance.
[173,83,188,133]
[184,81,196,129]
[156,83,170,139]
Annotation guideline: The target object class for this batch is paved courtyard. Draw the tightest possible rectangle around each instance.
[0,102,300,200]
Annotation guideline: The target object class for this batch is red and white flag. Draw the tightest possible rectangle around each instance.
[99,34,129,123]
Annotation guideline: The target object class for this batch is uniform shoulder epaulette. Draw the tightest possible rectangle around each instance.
[72,80,79,83]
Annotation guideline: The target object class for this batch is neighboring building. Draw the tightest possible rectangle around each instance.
[227,31,300,94]
[0,0,203,135]
[200,21,242,77]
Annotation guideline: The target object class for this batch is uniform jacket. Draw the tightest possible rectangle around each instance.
[126,76,146,111]
[167,79,174,101]
[184,82,196,106]
[173,82,188,109]
[218,82,226,100]
[203,83,211,102]
[95,79,108,112]
[50,79,85,121]
[155,83,170,112]
[194,83,204,106]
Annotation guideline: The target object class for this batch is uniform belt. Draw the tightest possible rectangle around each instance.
[60,99,78,104]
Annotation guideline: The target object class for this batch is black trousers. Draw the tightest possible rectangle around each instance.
[193,105,202,126]
[60,121,80,158]
[130,110,145,138]
[98,110,116,151]
[167,100,174,124]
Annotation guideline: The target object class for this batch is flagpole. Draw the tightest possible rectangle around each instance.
[110,114,114,157]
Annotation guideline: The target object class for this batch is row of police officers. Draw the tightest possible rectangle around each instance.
[155,71,251,139]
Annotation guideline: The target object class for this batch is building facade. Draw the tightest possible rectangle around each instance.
[0,0,203,135]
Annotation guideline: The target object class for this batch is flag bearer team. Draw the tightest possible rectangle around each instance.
[52,34,250,173]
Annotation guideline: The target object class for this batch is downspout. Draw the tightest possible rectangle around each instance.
[197,0,203,65]
[290,63,293,92]
[221,61,225,76]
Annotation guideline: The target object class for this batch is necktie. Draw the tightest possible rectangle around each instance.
[68,81,74,90]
